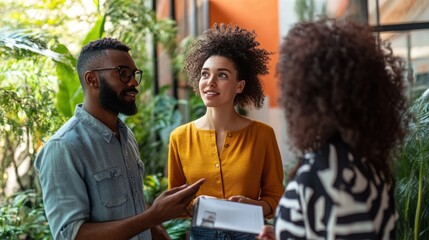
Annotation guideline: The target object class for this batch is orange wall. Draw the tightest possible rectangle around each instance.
[209,0,279,107]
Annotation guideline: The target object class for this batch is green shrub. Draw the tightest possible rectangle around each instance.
[0,190,51,240]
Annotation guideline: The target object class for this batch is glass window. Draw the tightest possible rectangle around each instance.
[368,0,429,25]
[379,29,429,97]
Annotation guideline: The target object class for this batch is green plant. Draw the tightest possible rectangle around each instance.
[395,92,429,240]
[295,0,327,22]
[0,190,51,240]
[0,31,67,196]
[163,218,192,240]
[143,173,168,206]
[126,88,182,175]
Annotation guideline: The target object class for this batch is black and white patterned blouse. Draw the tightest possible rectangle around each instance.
[275,138,397,240]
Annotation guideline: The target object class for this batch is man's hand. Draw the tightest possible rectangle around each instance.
[151,225,170,240]
[75,179,205,240]
[148,178,205,224]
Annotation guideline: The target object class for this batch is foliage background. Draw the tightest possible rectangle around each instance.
[1,0,428,239]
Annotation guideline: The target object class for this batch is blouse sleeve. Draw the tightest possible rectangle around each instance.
[167,130,187,189]
[259,127,284,218]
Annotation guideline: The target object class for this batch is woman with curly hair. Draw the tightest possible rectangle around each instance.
[168,23,284,240]
[259,18,409,240]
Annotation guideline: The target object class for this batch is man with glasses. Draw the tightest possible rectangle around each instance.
[35,37,205,240]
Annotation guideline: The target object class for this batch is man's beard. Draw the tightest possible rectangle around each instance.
[99,76,138,116]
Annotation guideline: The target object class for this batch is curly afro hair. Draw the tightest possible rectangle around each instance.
[183,23,271,109]
[278,18,410,181]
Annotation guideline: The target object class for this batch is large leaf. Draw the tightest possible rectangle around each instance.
[81,14,106,47]
[52,43,82,117]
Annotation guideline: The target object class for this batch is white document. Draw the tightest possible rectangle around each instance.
[192,197,264,234]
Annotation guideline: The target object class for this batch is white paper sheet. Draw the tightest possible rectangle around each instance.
[192,197,264,234]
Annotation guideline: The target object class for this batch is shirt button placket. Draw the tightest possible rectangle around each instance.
[224,132,232,149]
[125,150,139,209]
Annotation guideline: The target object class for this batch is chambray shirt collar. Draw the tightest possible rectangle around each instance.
[74,104,128,143]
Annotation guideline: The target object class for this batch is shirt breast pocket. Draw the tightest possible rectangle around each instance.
[93,167,128,207]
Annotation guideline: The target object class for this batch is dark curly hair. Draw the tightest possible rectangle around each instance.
[183,23,271,109]
[278,18,409,182]
[76,37,130,89]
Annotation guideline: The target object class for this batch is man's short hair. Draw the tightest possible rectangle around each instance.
[76,37,130,87]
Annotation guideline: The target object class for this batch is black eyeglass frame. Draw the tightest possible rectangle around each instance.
[91,66,143,85]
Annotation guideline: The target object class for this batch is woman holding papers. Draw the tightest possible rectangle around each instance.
[259,18,409,239]
[168,23,284,240]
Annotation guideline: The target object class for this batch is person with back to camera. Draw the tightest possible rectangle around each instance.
[258,18,410,240]
[34,37,205,240]
[168,23,284,240]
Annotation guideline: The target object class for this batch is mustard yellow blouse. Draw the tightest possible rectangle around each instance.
[167,121,284,218]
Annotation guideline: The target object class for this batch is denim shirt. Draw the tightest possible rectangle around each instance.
[35,105,151,240]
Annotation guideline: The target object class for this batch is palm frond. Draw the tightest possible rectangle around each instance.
[395,91,429,239]
[0,27,64,61]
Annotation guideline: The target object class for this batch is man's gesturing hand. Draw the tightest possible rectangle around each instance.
[148,178,205,224]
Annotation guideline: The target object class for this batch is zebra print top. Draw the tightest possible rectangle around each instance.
[274,138,397,240]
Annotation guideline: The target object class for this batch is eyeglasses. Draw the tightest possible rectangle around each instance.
[91,66,143,85]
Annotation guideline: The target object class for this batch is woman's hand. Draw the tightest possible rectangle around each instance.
[228,195,252,204]
[228,195,272,216]
[186,195,218,217]
[258,225,275,240]
[192,195,218,205]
